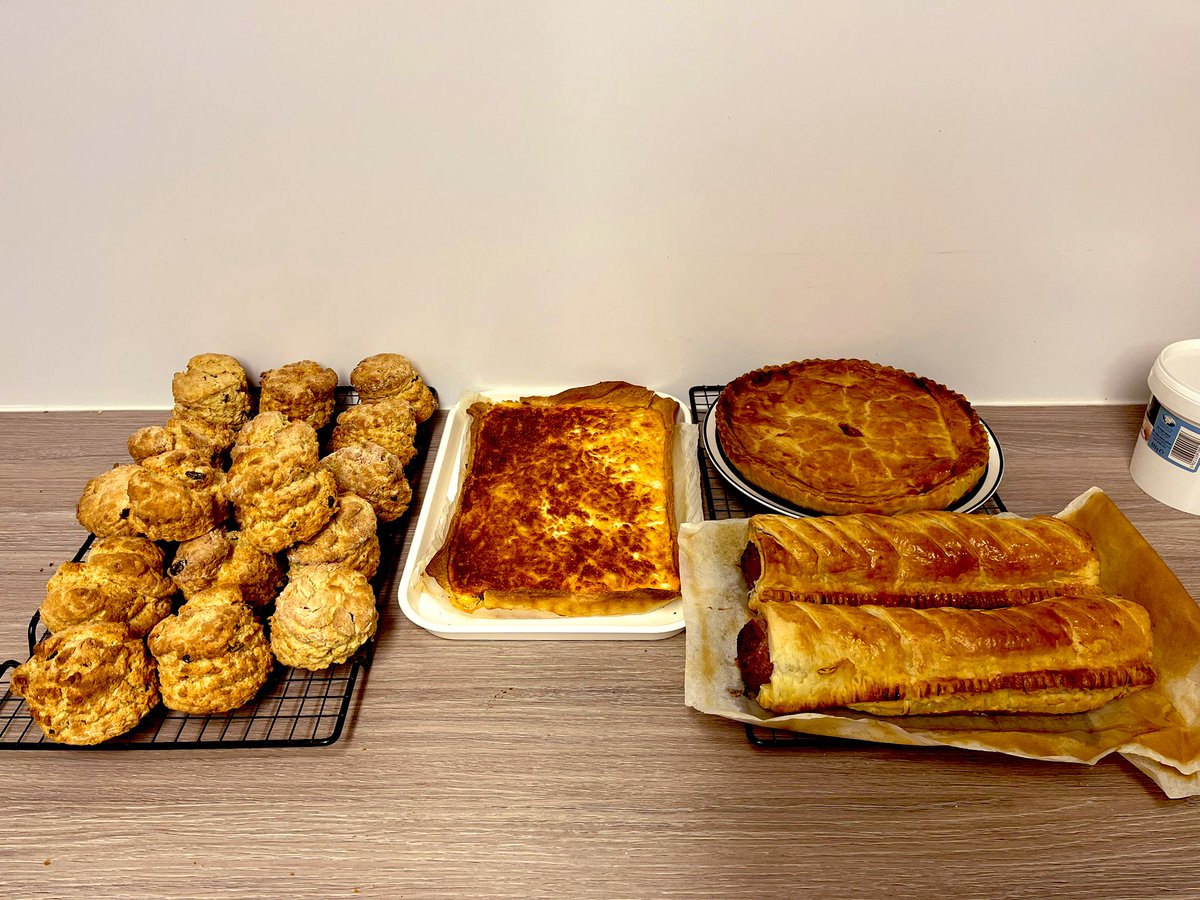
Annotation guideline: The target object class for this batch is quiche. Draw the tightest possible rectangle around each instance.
[715,359,989,515]
[426,382,681,616]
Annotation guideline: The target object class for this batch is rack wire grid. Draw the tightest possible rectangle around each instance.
[688,384,1008,748]
[0,386,435,750]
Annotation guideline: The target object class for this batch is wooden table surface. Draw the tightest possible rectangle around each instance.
[1,404,1198,899]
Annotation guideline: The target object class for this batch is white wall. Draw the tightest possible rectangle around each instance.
[2,1,1198,410]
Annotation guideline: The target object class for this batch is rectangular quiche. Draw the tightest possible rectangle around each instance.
[425,382,681,616]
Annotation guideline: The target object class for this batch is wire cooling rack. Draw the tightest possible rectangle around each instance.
[688,385,1008,748]
[0,386,435,750]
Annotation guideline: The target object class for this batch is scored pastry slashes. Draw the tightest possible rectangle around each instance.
[735,510,1156,717]
[426,382,681,616]
[715,358,990,515]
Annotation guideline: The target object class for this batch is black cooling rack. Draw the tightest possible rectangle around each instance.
[688,384,1007,748]
[0,386,435,750]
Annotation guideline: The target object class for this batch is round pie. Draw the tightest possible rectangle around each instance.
[714,358,990,515]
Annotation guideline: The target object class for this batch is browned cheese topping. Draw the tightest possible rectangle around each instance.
[447,403,678,596]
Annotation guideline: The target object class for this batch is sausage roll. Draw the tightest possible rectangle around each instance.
[743,512,1102,610]
[737,595,1155,716]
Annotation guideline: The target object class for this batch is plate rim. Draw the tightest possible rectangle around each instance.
[701,404,1004,518]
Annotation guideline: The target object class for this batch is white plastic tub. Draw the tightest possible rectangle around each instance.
[1130,339,1200,515]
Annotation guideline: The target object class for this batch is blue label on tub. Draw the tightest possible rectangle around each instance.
[1143,397,1200,472]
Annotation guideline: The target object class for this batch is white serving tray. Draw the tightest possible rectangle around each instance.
[397,388,703,640]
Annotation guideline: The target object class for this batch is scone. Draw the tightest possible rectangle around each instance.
[128,415,234,464]
[319,442,413,522]
[147,586,273,715]
[287,494,381,579]
[235,468,339,554]
[76,465,140,537]
[10,622,159,745]
[328,396,418,466]
[258,360,339,431]
[225,412,338,553]
[349,352,436,422]
[171,353,253,432]
[269,564,379,670]
[126,450,228,542]
[168,528,284,608]
[40,535,176,636]
[227,412,321,497]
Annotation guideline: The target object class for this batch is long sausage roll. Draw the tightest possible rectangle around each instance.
[737,595,1155,716]
[743,512,1102,609]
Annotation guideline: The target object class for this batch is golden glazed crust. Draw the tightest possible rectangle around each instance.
[147,587,273,714]
[715,359,990,515]
[426,382,681,616]
[269,564,379,670]
[40,535,176,636]
[744,512,1102,609]
[738,595,1155,716]
[10,622,159,745]
[258,360,339,430]
[319,442,412,522]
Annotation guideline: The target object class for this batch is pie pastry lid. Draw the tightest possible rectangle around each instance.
[714,358,990,515]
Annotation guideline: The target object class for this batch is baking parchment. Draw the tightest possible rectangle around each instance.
[681,487,1200,798]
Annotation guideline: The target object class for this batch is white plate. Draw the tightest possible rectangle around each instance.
[398,389,702,640]
[701,405,1004,517]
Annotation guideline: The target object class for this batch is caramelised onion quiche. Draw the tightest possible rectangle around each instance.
[426,381,681,616]
[714,359,989,515]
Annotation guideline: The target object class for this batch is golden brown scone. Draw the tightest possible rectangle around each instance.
[126,450,228,542]
[10,622,159,745]
[287,494,381,579]
[319,442,412,522]
[168,528,284,608]
[258,360,339,430]
[328,396,418,466]
[128,415,234,464]
[76,465,140,537]
[147,586,273,714]
[171,353,252,431]
[40,535,176,636]
[235,468,339,554]
[227,412,321,499]
[269,564,379,670]
[350,352,436,421]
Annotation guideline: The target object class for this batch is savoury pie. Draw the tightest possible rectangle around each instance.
[715,359,989,515]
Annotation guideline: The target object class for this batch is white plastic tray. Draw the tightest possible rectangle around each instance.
[397,388,702,640]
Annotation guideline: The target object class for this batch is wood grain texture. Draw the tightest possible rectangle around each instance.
[2,405,1199,899]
